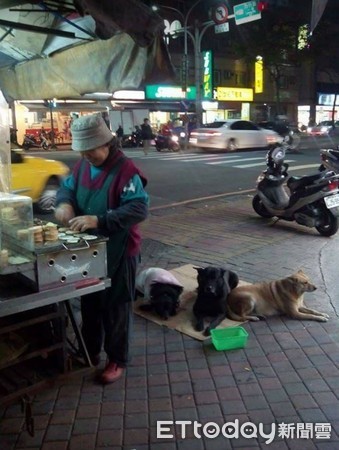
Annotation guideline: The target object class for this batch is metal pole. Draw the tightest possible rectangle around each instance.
[184,0,203,88]
[49,103,57,149]
[183,0,203,149]
[194,22,202,128]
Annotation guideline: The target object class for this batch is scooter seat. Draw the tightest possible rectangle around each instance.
[287,173,323,191]
[328,149,339,158]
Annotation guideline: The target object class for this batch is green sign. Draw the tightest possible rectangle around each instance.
[202,50,213,100]
[145,85,196,100]
[234,1,261,25]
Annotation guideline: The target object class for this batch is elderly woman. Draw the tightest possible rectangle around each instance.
[55,114,149,384]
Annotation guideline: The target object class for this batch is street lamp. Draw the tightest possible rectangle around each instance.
[153,2,214,130]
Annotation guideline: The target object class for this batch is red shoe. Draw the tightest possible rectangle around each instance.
[101,362,124,384]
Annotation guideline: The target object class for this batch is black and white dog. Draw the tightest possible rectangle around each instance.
[136,268,184,320]
[193,266,239,336]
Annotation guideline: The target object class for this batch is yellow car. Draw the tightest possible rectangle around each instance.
[11,151,69,213]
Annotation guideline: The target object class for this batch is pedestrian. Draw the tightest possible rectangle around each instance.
[62,120,70,141]
[140,118,153,155]
[39,127,50,150]
[116,124,124,147]
[54,113,149,384]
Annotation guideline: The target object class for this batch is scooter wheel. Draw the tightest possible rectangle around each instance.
[170,144,180,152]
[315,209,338,237]
[252,195,274,218]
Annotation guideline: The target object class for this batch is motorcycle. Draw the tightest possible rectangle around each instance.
[122,130,143,148]
[22,134,41,150]
[22,133,50,151]
[319,147,339,173]
[252,144,339,236]
[155,133,180,152]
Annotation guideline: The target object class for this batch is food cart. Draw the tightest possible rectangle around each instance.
[0,95,110,428]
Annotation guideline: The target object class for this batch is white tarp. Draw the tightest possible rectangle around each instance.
[0,33,173,101]
[0,1,174,101]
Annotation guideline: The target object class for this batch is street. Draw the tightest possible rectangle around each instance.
[35,135,339,209]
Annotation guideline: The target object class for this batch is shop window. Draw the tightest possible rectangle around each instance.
[234,72,245,86]
[279,76,288,89]
[37,111,47,122]
[224,70,234,80]
[227,110,241,119]
[289,76,296,86]
[214,70,221,86]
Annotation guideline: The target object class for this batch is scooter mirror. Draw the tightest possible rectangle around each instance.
[271,147,285,164]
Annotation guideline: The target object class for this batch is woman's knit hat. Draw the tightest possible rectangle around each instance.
[71,114,113,151]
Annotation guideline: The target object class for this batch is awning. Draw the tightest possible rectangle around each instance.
[0,1,175,101]
[18,101,112,112]
[0,33,174,102]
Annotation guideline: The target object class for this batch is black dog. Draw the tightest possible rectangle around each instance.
[193,266,239,336]
[138,283,183,320]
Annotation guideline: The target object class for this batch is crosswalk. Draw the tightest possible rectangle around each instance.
[124,149,288,169]
[124,149,320,172]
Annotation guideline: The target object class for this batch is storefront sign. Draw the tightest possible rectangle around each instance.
[202,101,219,110]
[216,87,253,101]
[255,60,263,93]
[202,50,213,100]
[145,85,196,100]
[318,93,339,106]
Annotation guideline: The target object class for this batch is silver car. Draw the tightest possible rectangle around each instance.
[189,119,283,152]
[307,120,339,136]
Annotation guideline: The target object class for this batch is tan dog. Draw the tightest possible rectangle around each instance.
[226,270,329,322]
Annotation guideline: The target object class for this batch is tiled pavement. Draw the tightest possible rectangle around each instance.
[1,196,339,449]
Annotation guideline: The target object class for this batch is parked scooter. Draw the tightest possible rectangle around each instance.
[22,133,50,151]
[319,147,339,173]
[22,134,41,150]
[155,133,180,152]
[252,144,339,236]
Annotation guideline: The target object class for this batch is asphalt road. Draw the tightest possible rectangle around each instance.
[30,135,339,209]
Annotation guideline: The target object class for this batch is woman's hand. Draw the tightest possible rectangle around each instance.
[68,215,98,232]
[55,203,75,226]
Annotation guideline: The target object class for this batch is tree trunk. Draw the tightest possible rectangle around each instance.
[331,93,337,122]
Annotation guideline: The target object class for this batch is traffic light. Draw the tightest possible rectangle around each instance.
[257,1,268,12]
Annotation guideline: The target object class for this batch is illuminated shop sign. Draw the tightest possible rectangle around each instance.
[255,59,263,93]
[318,93,339,106]
[202,50,213,100]
[145,85,196,100]
[216,87,253,101]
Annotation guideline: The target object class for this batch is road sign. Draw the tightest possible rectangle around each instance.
[215,22,229,34]
[234,1,261,25]
[212,4,228,24]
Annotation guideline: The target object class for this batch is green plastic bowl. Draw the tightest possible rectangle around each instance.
[210,326,248,351]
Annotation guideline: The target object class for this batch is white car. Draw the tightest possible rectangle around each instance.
[307,120,339,136]
[189,119,283,152]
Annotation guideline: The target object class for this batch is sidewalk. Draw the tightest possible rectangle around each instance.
[1,195,339,449]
